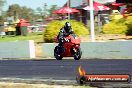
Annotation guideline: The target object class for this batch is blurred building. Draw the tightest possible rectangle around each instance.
[61,0,130,25]
[67,0,115,25]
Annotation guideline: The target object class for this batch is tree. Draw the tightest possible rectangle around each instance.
[0,0,6,13]
[48,5,58,17]
[7,4,21,16]
[36,7,44,19]
[0,0,6,25]
[36,7,43,14]
[6,4,39,21]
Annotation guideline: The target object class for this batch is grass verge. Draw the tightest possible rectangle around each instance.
[0,32,43,43]
[0,82,94,88]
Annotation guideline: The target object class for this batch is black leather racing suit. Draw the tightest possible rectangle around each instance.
[57,27,76,54]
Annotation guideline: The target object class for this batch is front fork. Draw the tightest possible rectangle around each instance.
[72,44,80,53]
[73,47,77,53]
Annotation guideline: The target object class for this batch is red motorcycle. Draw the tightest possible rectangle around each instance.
[54,35,82,60]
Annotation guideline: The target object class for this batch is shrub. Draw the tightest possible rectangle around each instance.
[103,19,127,34]
[125,16,132,35]
[43,20,89,43]
[43,20,62,42]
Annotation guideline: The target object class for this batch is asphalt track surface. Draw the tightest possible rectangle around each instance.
[0,59,132,81]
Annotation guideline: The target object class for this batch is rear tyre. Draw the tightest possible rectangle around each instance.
[76,76,85,85]
[74,47,82,60]
[54,46,63,60]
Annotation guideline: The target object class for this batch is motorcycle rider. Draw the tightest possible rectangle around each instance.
[57,22,76,54]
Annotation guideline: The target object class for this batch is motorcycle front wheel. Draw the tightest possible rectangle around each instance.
[74,47,82,60]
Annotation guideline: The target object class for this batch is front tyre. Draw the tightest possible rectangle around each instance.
[54,46,63,60]
[74,47,82,60]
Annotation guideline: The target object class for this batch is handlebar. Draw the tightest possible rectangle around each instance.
[60,37,70,43]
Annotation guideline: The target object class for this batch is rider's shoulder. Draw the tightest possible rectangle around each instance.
[60,28,65,32]
[71,29,73,31]
[70,29,74,32]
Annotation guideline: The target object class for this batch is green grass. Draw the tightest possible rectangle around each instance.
[0,82,94,88]
[0,32,43,43]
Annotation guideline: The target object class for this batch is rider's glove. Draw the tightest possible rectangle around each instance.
[65,38,69,42]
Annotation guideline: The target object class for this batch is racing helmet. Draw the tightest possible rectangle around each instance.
[64,22,71,33]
